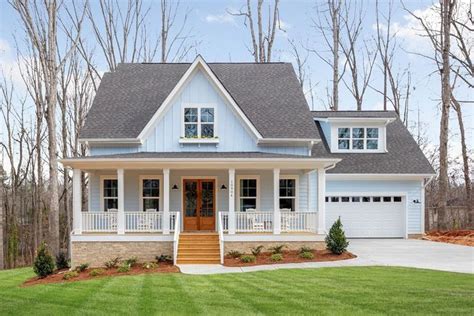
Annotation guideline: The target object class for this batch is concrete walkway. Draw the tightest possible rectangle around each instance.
[178,239,474,275]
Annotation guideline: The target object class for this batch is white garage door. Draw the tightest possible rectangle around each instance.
[326,195,405,238]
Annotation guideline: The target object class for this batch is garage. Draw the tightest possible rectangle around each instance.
[325,195,406,238]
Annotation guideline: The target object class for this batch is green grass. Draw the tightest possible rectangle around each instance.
[0,267,473,315]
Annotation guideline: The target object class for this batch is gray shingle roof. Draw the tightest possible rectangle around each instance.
[80,62,319,140]
[68,151,316,160]
[311,111,435,174]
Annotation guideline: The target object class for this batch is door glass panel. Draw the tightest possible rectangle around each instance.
[200,181,214,217]
[184,181,197,217]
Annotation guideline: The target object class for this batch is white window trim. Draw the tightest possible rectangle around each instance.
[331,124,385,153]
[180,103,218,142]
[100,175,118,212]
[139,175,163,212]
[236,175,261,212]
[279,175,299,212]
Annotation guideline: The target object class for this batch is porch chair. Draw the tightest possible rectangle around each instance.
[107,208,118,230]
[246,208,265,231]
[280,208,292,232]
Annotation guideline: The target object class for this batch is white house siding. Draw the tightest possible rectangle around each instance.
[88,169,317,213]
[326,179,423,234]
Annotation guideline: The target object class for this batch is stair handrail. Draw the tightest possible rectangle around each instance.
[218,212,224,264]
[173,212,180,265]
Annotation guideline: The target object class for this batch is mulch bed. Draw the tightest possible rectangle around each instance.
[423,230,474,247]
[224,249,356,267]
[23,262,180,287]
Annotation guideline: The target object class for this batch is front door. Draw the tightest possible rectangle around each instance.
[183,179,216,231]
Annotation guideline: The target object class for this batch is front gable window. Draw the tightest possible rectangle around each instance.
[183,106,215,138]
[337,127,379,151]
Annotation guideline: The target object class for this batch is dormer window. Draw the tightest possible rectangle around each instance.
[183,106,215,138]
[337,127,379,151]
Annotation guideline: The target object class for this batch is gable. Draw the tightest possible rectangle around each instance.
[141,68,260,152]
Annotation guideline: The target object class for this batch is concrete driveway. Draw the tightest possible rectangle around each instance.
[348,239,474,274]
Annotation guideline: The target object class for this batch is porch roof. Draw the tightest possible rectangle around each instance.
[61,151,340,170]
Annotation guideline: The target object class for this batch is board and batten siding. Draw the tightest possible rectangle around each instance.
[88,169,317,213]
[326,180,423,234]
[88,68,309,156]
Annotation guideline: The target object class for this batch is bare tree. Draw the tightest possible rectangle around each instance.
[310,0,343,110]
[10,0,85,256]
[230,0,281,63]
[340,2,378,111]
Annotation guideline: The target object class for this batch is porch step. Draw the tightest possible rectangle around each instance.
[177,233,220,264]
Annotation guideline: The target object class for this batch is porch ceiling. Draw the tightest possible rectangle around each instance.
[61,151,340,170]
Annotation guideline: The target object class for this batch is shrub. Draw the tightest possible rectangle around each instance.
[55,251,70,270]
[89,269,105,277]
[269,244,286,254]
[124,256,138,267]
[240,254,256,263]
[270,253,283,262]
[227,250,242,259]
[104,257,121,269]
[75,263,89,272]
[299,246,313,254]
[33,242,55,278]
[325,217,349,255]
[299,251,314,259]
[250,245,264,257]
[117,263,130,273]
[142,262,157,269]
[63,271,79,280]
[156,254,173,263]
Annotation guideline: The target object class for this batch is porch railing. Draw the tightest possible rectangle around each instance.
[82,212,118,232]
[125,212,162,232]
[220,211,318,233]
[281,211,317,233]
[173,212,181,265]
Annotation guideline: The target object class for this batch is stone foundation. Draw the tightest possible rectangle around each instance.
[71,241,173,268]
[408,234,423,239]
[224,241,325,254]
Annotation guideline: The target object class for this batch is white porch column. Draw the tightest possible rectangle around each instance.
[317,168,326,234]
[72,169,82,235]
[273,168,281,234]
[228,168,236,235]
[163,168,170,234]
[117,169,125,234]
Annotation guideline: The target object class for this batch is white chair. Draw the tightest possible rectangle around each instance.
[280,208,292,232]
[246,209,265,231]
[107,208,118,230]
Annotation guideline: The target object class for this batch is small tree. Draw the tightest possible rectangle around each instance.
[325,218,349,255]
[33,242,55,278]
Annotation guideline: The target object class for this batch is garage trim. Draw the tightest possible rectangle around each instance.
[326,191,408,238]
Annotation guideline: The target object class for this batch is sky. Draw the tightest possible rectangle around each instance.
[0,0,472,163]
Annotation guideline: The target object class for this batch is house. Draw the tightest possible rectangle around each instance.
[61,56,434,267]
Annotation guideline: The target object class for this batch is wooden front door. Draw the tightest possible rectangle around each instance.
[183,179,216,231]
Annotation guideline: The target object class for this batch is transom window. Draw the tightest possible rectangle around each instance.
[239,178,258,212]
[279,178,297,212]
[103,179,118,211]
[337,127,379,150]
[183,107,215,138]
[141,178,160,211]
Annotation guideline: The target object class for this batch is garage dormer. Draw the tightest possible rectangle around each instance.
[313,113,396,153]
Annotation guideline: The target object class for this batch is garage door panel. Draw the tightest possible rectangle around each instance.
[326,197,405,238]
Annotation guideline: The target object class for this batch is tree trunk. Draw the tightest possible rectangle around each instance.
[332,0,339,111]
[437,0,453,222]
[0,179,4,269]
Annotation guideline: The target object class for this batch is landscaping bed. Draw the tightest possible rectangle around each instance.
[423,230,474,246]
[224,249,355,267]
[23,262,179,287]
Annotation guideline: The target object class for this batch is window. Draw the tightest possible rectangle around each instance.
[362,196,371,202]
[183,107,215,138]
[239,178,258,212]
[373,196,381,202]
[280,178,297,211]
[352,197,361,202]
[103,178,118,211]
[331,197,339,202]
[337,127,379,150]
[341,196,350,202]
[141,178,160,211]
[394,196,402,202]
[383,196,392,202]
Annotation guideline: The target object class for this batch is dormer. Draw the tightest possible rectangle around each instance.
[313,112,396,153]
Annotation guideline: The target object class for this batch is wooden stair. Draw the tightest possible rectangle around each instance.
[177,233,220,264]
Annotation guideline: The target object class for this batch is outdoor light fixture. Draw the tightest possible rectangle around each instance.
[172,184,179,190]
[413,199,421,204]
[221,184,227,190]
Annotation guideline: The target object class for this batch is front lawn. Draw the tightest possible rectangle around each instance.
[1,267,473,315]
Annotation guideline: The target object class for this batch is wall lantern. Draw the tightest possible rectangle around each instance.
[412,199,421,204]
[221,184,227,190]
[172,184,179,190]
